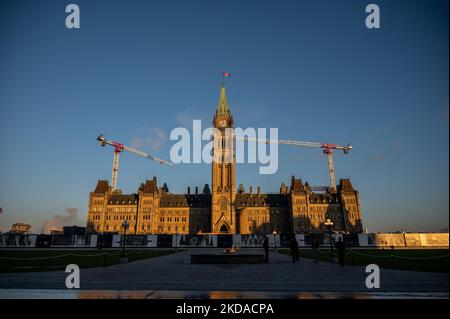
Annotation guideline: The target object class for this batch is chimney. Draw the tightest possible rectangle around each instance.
[187,187,190,195]
[249,186,253,194]
[257,186,261,194]
[195,186,198,195]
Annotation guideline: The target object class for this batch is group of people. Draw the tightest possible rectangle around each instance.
[262,236,347,266]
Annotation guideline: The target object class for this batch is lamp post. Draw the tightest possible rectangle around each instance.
[272,230,277,250]
[175,231,178,251]
[324,219,334,260]
[401,229,407,247]
[121,220,129,261]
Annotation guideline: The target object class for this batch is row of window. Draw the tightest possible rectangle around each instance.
[300,206,341,213]
[244,209,283,215]
[157,225,187,232]
[160,210,189,215]
[92,199,103,205]
[159,216,188,222]
[104,224,135,231]
[104,215,134,221]
[107,207,136,213]
[296,213,334,220]
[247,216,269,223]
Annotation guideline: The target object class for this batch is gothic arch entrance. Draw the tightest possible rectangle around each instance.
[219,224,229,234]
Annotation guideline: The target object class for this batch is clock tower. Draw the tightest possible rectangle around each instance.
[211,85,236,234]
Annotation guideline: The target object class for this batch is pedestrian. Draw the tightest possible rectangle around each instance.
[263,237,269,263]
[335,237,346,266]
[311,238,320,263]
[290,237,299,262]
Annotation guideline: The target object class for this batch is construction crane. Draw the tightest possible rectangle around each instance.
[240,136,352,192]
[97,134,174,190]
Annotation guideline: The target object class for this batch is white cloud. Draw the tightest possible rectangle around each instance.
[130,127,167,152]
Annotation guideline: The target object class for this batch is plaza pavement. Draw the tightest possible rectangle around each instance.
[0,248,448,298]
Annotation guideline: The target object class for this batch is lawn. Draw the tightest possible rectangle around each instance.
[0,249,178,273]
[278,248,449,273]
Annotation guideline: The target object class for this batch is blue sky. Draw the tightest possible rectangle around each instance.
[0,0,448,233]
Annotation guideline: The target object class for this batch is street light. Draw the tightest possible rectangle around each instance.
[272,230,277,250]
[324,219,334,260]
[175,230,179,251]
[401,229,407,247]
[121,220,129,260]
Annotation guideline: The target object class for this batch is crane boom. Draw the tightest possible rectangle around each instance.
[244,137,351,152]
[239,136,352,192]
[122,145,174,166]
[97,134,174,190]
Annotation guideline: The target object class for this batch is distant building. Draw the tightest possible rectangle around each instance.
[87,86,363,235]
[9,223,31,234]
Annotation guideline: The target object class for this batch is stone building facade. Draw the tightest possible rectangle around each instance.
[87,86,363,235]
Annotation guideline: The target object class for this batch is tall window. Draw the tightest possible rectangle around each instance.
[220,198,227,211]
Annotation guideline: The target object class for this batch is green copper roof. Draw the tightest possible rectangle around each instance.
[216,85,230,115]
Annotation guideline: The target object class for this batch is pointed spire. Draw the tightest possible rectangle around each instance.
[216,85,230,115]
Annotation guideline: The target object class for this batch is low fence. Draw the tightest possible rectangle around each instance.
[0,232,448,249]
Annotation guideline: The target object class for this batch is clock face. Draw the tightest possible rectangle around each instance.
[220,119,227,127]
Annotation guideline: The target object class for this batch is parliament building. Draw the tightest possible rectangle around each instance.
[87,86,363,235]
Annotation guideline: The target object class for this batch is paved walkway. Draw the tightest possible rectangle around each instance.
[0,249,448,295]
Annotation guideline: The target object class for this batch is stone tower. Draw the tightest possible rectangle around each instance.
[211,85,236,233]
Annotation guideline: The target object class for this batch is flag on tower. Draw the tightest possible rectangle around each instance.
[223,72,232,77]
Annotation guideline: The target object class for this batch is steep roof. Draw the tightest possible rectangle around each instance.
[339,179,354,192]
[94,180,109,193]
[216,85,230,116]
[140,178,158,193]
[290,176,306,192]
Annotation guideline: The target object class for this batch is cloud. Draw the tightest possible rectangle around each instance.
[130,127,167,152]
[41,208,78,234]
[176,110,194,128]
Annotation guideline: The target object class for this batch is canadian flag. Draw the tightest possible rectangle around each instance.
[223,72,232,77]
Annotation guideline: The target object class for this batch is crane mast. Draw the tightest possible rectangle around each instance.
[97,134,174,190]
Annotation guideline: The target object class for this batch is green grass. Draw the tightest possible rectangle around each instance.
[278,248,449,273]
[0,249,179,273]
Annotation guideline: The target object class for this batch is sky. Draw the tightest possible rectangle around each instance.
[0,0,448,233]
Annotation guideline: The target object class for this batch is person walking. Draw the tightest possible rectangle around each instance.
[311,238,320,264]
[290,237,300,262]
[335,237,346,266]
[263,237,269,263]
